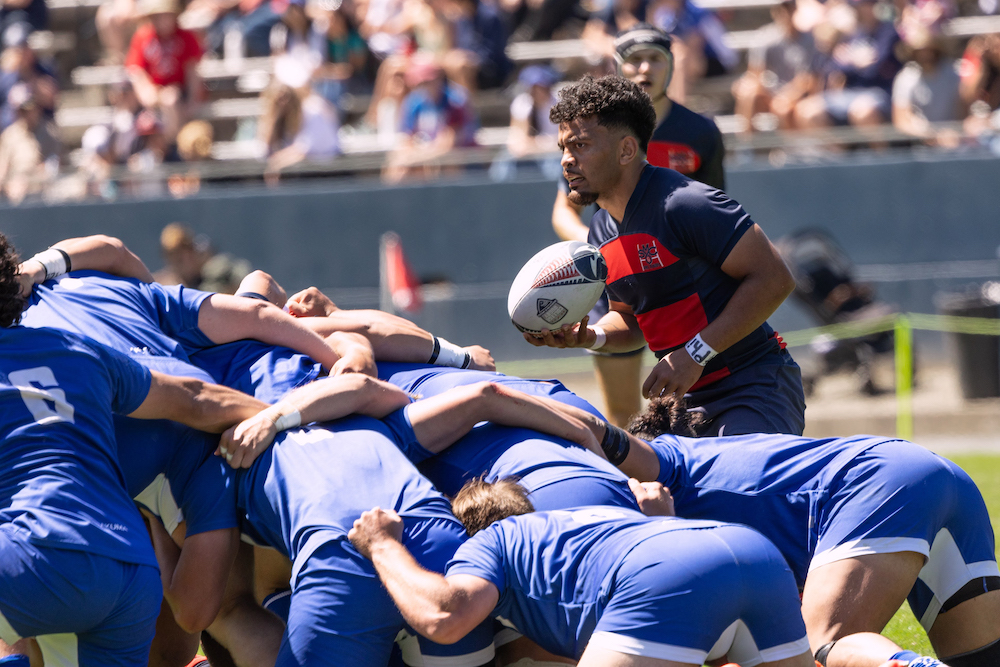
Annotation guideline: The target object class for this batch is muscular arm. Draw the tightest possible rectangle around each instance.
[144,515,239,633]
[18,234,154,294]
[349,509,499,645]
[219,374,413,468]
[404,381,599,456]
[197,294,345,372]
[127,370,268,431]
[551,188,589,243]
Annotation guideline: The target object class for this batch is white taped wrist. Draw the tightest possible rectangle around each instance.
[264,404,301,431]
[685,333,718,366]
[30,248,69,281]
[432,337,472,369]
[588,327,607,350]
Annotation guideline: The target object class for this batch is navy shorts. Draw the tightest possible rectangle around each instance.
[687,348,805,436]
[809,441,1000,630]
[589,522,810,665]
[0,527,161,667]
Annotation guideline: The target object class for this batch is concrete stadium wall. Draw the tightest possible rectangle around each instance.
[4,153,999,361]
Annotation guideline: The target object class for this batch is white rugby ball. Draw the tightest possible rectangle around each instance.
[508,241,608,335]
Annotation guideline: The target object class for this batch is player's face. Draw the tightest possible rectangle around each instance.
[558,116,624,206]
[621,48,670,101]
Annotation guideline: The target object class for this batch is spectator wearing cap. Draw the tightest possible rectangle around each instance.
[506,65,559,156]
[126,0,204,141]
[892,26,963,144]
[0,82,59,203]
[0,21,57,131]
[383,57,478,181]
[795,0,901,131]
[733,0,820,130]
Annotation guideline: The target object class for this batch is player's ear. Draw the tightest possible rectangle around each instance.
[619,135,640,165]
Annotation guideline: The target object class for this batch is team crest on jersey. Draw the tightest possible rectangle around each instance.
[637,242,663,271]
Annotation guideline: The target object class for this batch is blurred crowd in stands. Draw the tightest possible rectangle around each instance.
[1,0,1000,202]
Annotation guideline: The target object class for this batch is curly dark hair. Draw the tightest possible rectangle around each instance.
[626,396,703,440]
[549,75,657,154]
[0,233,25,328]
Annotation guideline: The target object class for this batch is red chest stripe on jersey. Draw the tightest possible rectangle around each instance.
[690,366,731,391]
[647,141,702,174]
[635,293,708,351]
[601,234,679,284]
[771,331,787,350]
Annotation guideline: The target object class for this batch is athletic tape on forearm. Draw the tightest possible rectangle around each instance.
[684,332,718,366]
[600,423,631,465]
[588,327,607,351]
[429,336,472,369]
[30,247,71,281]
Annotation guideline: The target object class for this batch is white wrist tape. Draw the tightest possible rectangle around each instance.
[265,404,301,432]
[430,336,472,369]
[30,248,69,281]
[588,327,607,350]
[685,333,718,366]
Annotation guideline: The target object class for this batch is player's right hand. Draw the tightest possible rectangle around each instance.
[522,316,594,349]
[286,287,338,317]
[16,261,43,296]
[218,413,279,469]
[629,479,675,517]
[349,507,404,559]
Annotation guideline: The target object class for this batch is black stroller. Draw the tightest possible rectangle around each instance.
[777,228,901,396]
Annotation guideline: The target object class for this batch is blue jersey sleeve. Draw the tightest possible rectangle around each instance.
[176,454,239,535]
[647,436,684,492]
[446,525,507,593]
[382,406,434,465]
[667,183,754,266]
[142,282,215,351]
[89,341,153,415]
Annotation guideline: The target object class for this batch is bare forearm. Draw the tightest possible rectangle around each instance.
[594,309,647,353]
[368,540,462,642]
[199,294,342,370]
[698,269,792,353]
[132,374,268,431]
[279,374,411,423]
[551,191,589,242]
[301,310,435,362]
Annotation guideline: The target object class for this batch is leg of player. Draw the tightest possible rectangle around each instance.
[206,544,284,667]
[800,552,927,667]
[927,590,1000,665]
[0,638,42,667]
[147,599,201,667]
[592,353,644,428]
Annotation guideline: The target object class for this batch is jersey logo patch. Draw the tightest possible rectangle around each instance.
[647,141,702,174]
[637,242,663,271]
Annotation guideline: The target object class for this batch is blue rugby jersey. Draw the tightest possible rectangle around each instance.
[0,326,156,566]
[649,432,899,585]
[20,272,238,535]
[378,364,638,511]
[191,341,322,404]
[588,165,784,389]
[446,507,729,658]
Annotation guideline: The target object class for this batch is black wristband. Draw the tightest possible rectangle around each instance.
[53,247,71,274]
[427,336,441,365]
[814,642,837,667]
[600,423,631,466]
[461,351,472,369]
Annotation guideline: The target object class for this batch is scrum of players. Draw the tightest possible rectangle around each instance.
[3,77,1000,667]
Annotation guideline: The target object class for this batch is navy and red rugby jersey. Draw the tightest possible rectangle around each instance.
[647,101,725,191]
[588,165,783,390]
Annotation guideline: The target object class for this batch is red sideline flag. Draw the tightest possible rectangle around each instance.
[379,231,423,314]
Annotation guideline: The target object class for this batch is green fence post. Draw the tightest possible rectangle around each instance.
[895,315,914,440]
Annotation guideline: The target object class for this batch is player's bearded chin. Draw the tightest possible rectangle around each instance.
[568,188,599,206]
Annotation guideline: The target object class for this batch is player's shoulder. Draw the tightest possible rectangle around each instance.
[658,102,719,138]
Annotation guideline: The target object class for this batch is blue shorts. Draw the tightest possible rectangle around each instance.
[809,441,1000,630]
[279,519,494,667]
[687,349,805,436]
[589,523,810,666]
[0,528,161,667]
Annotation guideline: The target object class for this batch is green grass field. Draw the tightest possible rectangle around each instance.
[880,453,1000,656]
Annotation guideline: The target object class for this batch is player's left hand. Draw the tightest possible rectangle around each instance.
[628,478,675,517]
[464,345,496,371]
[218,413,279,469]
[642,348,703,400]
[286,287,338,317]
[349,507,404,559]
[16,261,43,297]
[330,348,378,378]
